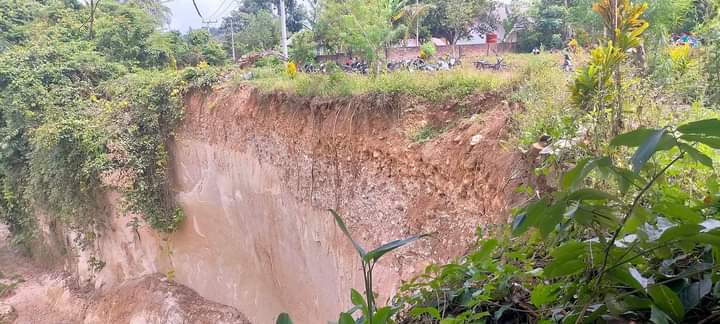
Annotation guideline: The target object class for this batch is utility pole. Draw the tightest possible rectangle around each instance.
[203,19,217,33]
[415,0,419,46]
[230,17,236,61]
[279,0,288,60]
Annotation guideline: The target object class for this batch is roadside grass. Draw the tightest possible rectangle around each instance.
[243,63,517,102]
[509,53,575,147]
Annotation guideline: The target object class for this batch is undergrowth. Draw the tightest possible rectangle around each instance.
[0,1,226,249]
[246,66,513,102]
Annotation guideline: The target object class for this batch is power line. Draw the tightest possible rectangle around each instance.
[192,0,203,18]
[211,0,238,20]
[208,0,231,19]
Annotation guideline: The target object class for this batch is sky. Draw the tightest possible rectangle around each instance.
[165,0,235,32]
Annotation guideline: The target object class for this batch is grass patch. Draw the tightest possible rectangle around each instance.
[244,65,514,102]
[410,125,440,143]
[509,53,575,146]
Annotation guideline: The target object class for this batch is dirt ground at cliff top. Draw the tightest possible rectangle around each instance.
[0,224,249,324]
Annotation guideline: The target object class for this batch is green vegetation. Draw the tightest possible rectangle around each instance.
[281,210,427,324]
[248,66,513,102]
[0,0,226,249]
[411,125,441,143]
[3,0,720,323]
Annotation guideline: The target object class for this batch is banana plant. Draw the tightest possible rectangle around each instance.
[330,209,429,324]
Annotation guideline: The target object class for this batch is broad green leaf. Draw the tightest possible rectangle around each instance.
[372,306,394,324]
[648,285,685,322]
[338,312,354,324]
[561,158,590,191]
[650,305,671,324]
[623,207,650,234]
[538,201,565,236]
[677,119,720,137]
[610,128,654,146]
[630,129,667,173]
[409,307,441,320]
[561,158,610,191]
[544,241,587,278]
[607,266,644,291]
[276,313,293,324]
[550,240,586,260]
[688,233,720,247]
[624,295,653,310]
[679,279,712,310]
[364,234,429,263]
[678,143,713,168]
[350,288,368,314]
[565,188,617,201]
[574,204,619,228]
[469,239,498,263]
[530,284,560,306]
[512,198,548,235]
[654,203,703,224]
[329,209,366,257]
[611,128,676,150]
[680,134,720,149]
[659,224,704,242]
[610,166,644,194]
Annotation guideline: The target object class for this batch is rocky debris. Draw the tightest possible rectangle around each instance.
[85,273,250,324]
[469,134,483,146]
[0,302,16,323]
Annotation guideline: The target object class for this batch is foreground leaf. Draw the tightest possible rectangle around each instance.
[329,209,366,257]
[677,119,720,137]
[338,312,354,324]
[410,307,441,320]
[679,278,712,310]
[276,313,293,324]
[630,129,667,173]
[364,234,429,263]
[680,134,720,149]
[678,143,713,168]
[530,284,560,306]
[648,285,685,322]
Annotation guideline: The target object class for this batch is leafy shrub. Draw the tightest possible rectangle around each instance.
[249,67,511,102]
[289,30,317,65]
[397,119,720,323]
[419,41,436,59]
[0,1,227,247]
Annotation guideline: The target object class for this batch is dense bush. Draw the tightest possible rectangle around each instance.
[0,0,226,249]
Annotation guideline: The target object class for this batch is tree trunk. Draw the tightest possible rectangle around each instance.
[611,0,623,136]
[279,0,288,60]
[88,0,100,39]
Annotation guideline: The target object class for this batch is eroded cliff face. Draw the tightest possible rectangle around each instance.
[66,84,527,323]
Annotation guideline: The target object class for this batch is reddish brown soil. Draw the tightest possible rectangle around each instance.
[0,224,249,324]
[180,85,530,272]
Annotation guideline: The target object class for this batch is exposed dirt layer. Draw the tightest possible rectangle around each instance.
[163,84,532,322]
[183,85,527,264]
[84,274,249,324]
[0,224,249,324]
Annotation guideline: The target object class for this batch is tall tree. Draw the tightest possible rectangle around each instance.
[227,0,307,33]
[318,0,407,69]
[121,0,173,26]
[421,0,497,54]
[220,9,281,56]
